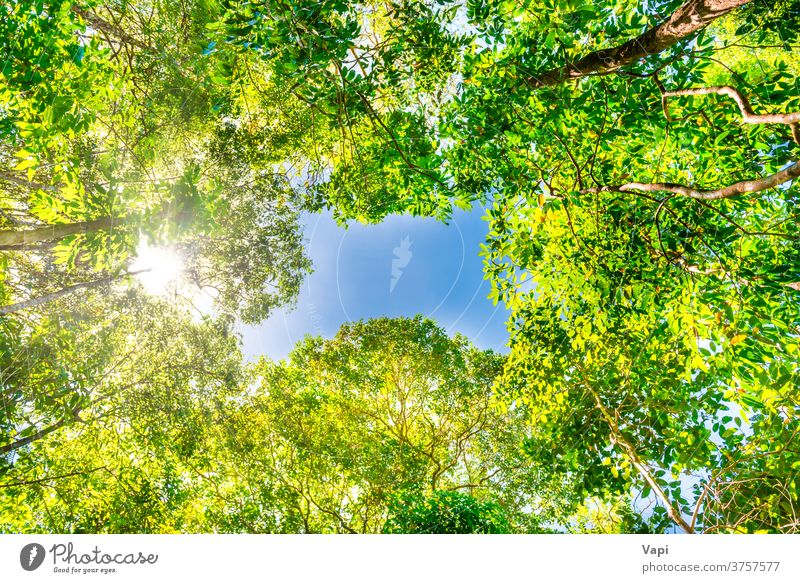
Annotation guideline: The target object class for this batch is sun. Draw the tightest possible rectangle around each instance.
[130,243,185,296]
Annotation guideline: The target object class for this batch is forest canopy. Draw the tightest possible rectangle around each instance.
[1,0,799,533]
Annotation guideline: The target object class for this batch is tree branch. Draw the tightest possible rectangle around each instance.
[0,269,151,315]
[0,170,58,193]
[0,467,108,489]
[0,216,127,250]
[524,0,752,89]
[586,385,695,533]
[581,161,800,200]
[662,85,800,126]
[0,404,83,456]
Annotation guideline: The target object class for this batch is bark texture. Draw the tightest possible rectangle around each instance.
[525,0,753,88]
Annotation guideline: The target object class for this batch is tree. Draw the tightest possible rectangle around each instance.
[209,0,800,531]
[467,1,800,533]
[4,0,800,534]
[0,289,246,533]
[1,316,582,533]
[205,317,575,533]
[1,1,311,322]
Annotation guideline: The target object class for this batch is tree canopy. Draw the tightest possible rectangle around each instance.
[2,0,799,533]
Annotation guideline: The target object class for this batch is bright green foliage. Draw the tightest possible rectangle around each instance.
[485,181,800,531]
[0,317,576,533]
[1,1,311,320]
[1,1,113,169]
[210,0,800,532]
[204,317,574,533]
[2,0,800,534]
[206,0,463,222]
[0,290,245,532]
[383,491,511,534]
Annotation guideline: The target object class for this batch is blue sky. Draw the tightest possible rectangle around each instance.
[238,206,510,361]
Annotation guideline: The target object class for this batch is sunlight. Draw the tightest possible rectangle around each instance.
[130,243,185,296]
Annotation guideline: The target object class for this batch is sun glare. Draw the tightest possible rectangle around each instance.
[130,243,185,296]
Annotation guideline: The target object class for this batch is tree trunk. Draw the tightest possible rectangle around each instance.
[525,0,753,89]
[0,269,150,315]
[0,206,190,251]
[0,216,127,250]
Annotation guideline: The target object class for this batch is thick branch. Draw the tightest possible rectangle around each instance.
[0,467,107,489]
[0,208,184,251]
[662,85,800,126]
[582,161,800,200]
[525,0,752,88]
